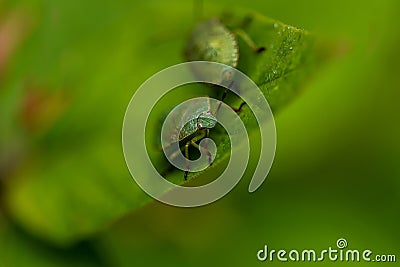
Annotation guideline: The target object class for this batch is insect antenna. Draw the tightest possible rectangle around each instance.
[193,0,204,22]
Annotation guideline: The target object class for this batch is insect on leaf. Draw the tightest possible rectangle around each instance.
[2,7,331,246]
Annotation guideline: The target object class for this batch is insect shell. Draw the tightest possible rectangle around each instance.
[164,97,216,145]
[163,97,216,179]
[178,102,217,141]
[184,18,238,67]
[184,18,238,82]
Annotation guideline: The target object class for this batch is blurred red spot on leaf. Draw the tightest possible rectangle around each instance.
[20,84,69,134]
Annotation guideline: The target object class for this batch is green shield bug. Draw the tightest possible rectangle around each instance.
[164,13,265,180]
[184,16,265,102]
[163,97,217,180]
[184,18,239,69]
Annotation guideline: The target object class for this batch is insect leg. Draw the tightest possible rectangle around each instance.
[219,80,246,113]
[220,88,228,103]
[205,128,213,165]
[184,141,190,180]
[232,101,246,112]
[221,80,236,102]
[190,140,212,165]
[233,29,265,53]
[190,130,213,166]
[216,80,235,115]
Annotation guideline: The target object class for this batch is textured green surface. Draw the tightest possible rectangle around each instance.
[0,0,399,266]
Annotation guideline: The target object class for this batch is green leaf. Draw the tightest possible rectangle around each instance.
[2,4,330,246]
[161,11,327,184]
[0,219,102,267]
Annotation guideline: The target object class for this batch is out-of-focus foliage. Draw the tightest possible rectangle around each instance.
[0,0,399,266]
[1,2,327,245]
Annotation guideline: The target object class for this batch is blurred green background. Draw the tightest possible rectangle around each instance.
[0,0,399,266]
